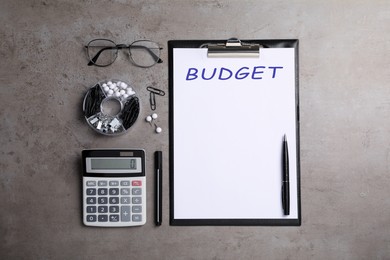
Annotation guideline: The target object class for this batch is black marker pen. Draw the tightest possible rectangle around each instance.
[282,135,290,215]
[155,151,162,225]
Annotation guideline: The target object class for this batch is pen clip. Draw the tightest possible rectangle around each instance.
[281,184,285,211]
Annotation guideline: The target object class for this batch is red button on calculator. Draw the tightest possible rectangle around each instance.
[132,180,142,186]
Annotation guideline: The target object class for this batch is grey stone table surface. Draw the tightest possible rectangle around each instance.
[1,0,389,259]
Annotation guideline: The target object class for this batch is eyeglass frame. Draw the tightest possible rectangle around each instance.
[85,38,163,68]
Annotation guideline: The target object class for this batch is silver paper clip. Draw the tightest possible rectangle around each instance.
[147,86,166,96]
[147,86,165,111]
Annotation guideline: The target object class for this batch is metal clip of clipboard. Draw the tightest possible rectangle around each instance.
[202,38,262,58]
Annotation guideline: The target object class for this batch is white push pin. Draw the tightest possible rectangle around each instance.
[120,82,128,89]
[145,115,153,126]
[146,113,161,133]
[154,123,162,134]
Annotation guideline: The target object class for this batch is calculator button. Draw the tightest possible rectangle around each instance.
[86,206,96,213]
[86,197,96,204]
[121,188,130,195]
[109,188,119,195]
[109,197,119,204]
[121,206,131,222]
[98,215,108,222]
[132,197,142,204]
[98,188,108,195]
[132,206,142,213]
[110,206,119,213]
[132,188,142,195]
[84,176,145,226]
[98,206,108,213]
[98,181,107,186]
[87,215,97,222]
[120,181,130,186]
[98,197,108,204]
[121,197,130,204]
[86,188,96,195]
[109,181,119,186]
[132,214,142,222]
[132,180,142,186]
[86,181,96,186]
[109,215,120,222]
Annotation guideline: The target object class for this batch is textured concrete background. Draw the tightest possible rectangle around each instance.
[1,0,389,259]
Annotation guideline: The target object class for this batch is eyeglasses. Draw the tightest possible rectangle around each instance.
[85,39,163,68]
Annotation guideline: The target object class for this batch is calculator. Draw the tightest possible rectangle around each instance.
[82,149,146,227]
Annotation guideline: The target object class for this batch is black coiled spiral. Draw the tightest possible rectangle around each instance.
[120,96,140,129]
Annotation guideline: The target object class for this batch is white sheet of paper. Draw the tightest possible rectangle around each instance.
[173,48,298,219]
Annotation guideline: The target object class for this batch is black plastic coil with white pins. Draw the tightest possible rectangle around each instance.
[83,79,140,135]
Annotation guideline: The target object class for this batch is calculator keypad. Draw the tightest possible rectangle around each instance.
[83,177,146,227]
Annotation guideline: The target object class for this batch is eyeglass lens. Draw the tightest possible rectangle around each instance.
[129,40,161,68]
[87,39,118,67]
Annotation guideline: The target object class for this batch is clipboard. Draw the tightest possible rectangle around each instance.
[168,39,301,226]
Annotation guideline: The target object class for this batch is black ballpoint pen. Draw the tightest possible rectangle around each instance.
[282,134,290,215]
[155,151,162,226]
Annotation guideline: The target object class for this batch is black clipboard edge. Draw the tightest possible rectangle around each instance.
[168,39,301,226]
[170,218,301,226]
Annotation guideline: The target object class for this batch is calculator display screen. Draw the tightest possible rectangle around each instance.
[86,157,142,174]
[91,158,137,170]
